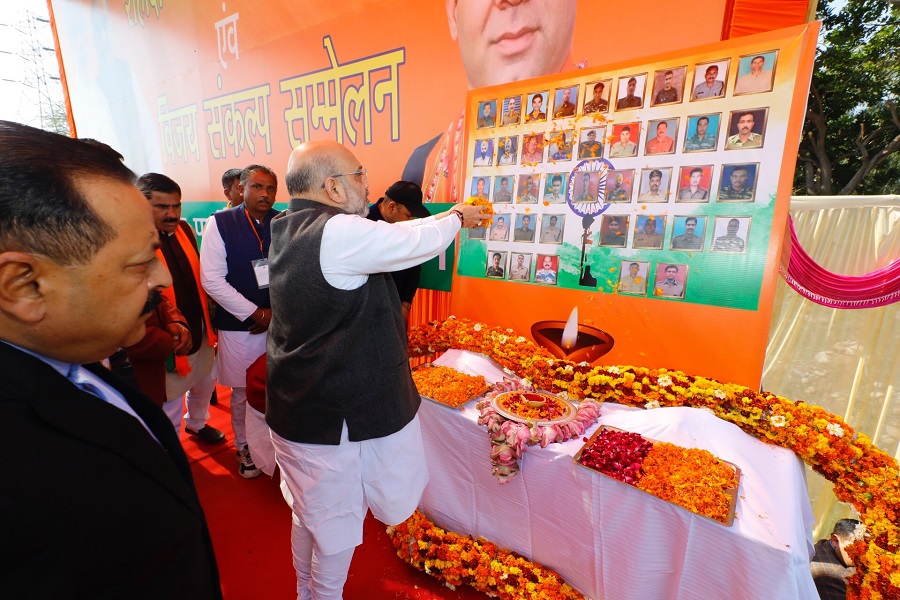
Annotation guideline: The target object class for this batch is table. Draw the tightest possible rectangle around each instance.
[417,351,818,599]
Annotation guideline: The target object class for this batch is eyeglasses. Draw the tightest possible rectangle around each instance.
[322,169,368,188]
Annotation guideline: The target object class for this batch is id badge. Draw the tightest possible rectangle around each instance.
[251,258,269,289]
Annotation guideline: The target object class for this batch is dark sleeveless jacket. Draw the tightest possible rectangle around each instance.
[265,199,419,444]
[210,205,274,331]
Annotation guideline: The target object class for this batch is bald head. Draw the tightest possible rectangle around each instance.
[285,140,369,215]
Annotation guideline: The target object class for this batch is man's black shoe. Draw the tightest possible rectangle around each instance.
[185,425,226,445]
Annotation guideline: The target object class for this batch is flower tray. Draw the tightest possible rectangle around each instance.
[491,390,577,425]
[574,426,741,526]
[412,363,492,408]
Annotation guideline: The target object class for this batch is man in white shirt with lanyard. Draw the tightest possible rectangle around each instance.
[266,140,487,599]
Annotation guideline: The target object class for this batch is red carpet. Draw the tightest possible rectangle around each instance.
[182,387,489,600]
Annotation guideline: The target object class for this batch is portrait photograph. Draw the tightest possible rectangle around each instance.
[469,176,491,200]
[500,96,522,126]
[617,260,650,295]
[552,86,578,119]
[604,169,634,204]
[599,214,629,247]
[472,138,494,167]
[524,91,549,123]
[496,134,519,166]
[725,108,769,150]
[733,50,778,95]
[711,216,751,254]
[654,262,689,298]
[520,132,545,164]
[539,214,566,245]
[690,59,730,101]
[543,172,568,204]
[485,250,508,279]
[608,122,641,158]
[547,129,575,161]
[513,213,537,242]
[467,225,486,240]
[489,213,511,241]
[577,127,605,159]
[583,79,611,114]
[650,66,687,106]
[508,253,533,282]
[615,73,647,111]
[670,215,707,251]
[534,254,559,286]
[492,175,516,204]
[572,171,597,204]
[516,174,541,204]
[477,100,497,129]
[717,163,759,202]
[632,215,666,249]
[683,113,721,153]
[644,118,678,156]
[675,165,714,203]
[637,167,672,203]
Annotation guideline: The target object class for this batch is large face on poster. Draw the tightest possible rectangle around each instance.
[453,25,818,386]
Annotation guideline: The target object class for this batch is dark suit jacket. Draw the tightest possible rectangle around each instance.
[0,342,221,599]
[811,538,850,600]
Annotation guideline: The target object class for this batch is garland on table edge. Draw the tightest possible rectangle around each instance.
[404,317,900,600]
[388,510,584,600]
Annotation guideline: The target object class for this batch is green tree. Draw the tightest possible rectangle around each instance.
[796,0,900,195]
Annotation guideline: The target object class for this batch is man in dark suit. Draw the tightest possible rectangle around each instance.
[811,518,861,600]
[0,121,221,598]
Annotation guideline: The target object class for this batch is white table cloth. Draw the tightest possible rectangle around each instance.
[417,350,818,599]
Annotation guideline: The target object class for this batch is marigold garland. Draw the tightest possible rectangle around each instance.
[405,317,900,600]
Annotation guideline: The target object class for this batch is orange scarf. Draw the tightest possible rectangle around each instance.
[155,223,217,376]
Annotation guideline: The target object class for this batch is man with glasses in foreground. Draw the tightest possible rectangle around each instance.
[266,140,487,599]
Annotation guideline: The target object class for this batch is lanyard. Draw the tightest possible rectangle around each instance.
[243,208,266,256]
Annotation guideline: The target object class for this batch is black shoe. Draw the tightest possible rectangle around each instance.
[185,425,226,445]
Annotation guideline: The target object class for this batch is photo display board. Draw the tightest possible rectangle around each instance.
[451,23,819,388]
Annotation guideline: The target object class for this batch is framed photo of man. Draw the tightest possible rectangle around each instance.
[717,163,759,202]
[604,169,634,204]
[496,135,519,165]
[524,91,549,123]
[547,129,575,161]
[473,139,494,167]
[534,254,559,286]
[690,59,730,101]
[632,215,666,249]
[477,100,497,129]
[493,176,515,204]
[615,73,647,111]
[467,224,486,240]
[508,253,533,281]
[733,50,778,95]
[521,133,545,164]
[500,96,521,126]
[683,113,721,153]
[645,118,678,155]
[485,250,508,279]
[618,260,650,295]
[654,262,689,298]
[608,122,641,158]
[724,108,769,150]
[711,216,751,253]
[469,176,491,201]
[552,86,578,119]
[670,215,707,251]
[543,172,568,203]
[637,168,672,203]
[489,214,511,241]
[583,79,611,114]
[539,214,566,245]
[599,214,629,247]
[650,66,686,106]
[577,127,605,159]
[675,165,713,203]
[513,214,537,242]
[516,174,540,204]
[572,171,597,204]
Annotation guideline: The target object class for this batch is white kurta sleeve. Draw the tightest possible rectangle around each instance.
[199,216,259,321]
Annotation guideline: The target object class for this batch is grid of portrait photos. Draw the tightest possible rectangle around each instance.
[463,47,783,303]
